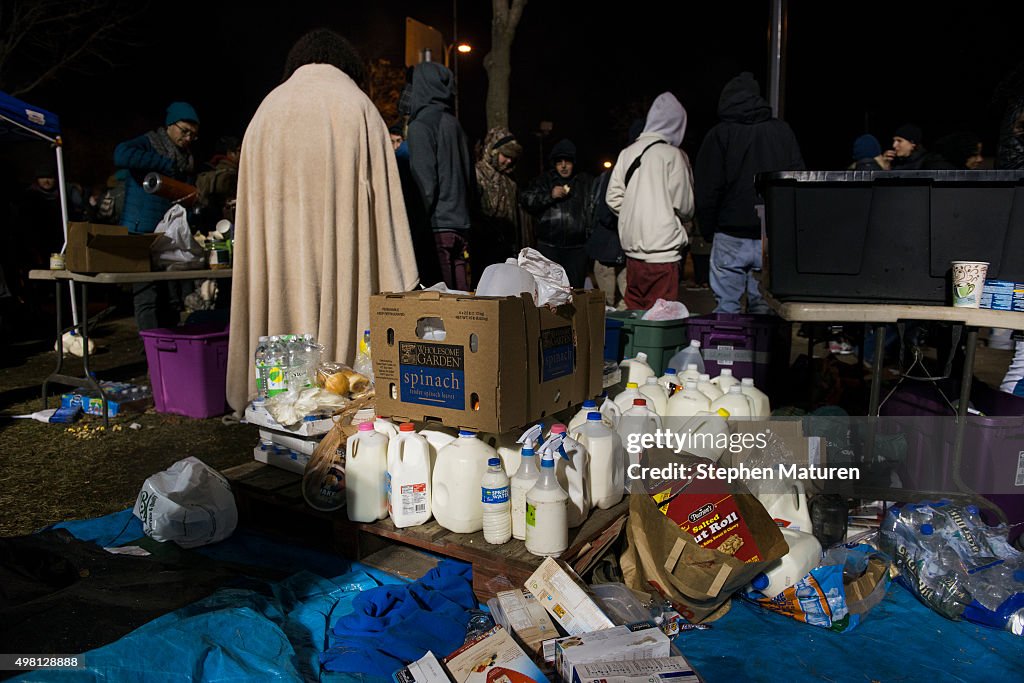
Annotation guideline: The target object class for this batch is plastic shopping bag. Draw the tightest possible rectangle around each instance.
[641,298,690,321]
[152,204,206,269]
[133,456,238,548]
[517,247,572,306]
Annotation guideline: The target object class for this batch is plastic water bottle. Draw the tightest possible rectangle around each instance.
[265,335,288,397]
[253,336,270,400]
[668,340,705,375]
[526,434,570,557]
[481,457,512,544]
[511,445,540,540]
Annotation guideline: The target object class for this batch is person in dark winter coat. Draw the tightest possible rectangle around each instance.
[695,72,804,314]
[473,127,524,277]
[851,134,890,171]
[884,123,928,170]
[406,62,474,290]
[922,131,984,169]
[520,139,595,288]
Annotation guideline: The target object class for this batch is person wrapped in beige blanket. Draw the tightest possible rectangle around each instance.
[226,29,419,414]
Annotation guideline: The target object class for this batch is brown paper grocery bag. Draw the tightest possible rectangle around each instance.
[621,492,788,623]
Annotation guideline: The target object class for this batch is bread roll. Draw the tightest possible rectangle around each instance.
[324,372,350,395]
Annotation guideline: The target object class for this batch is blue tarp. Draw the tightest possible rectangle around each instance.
[0,90,61,142]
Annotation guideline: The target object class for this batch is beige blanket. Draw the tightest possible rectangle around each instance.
[226,64,419,413]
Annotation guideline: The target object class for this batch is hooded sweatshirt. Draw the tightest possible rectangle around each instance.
[695,72,804,240]
[406,62,474,231]
[606,92,694,263]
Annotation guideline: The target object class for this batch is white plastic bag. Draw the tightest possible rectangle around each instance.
[641,298,689,320]
[132,456,237,548]
[517,247,572,306]
[265,387,348,426]
[151,204,206,268]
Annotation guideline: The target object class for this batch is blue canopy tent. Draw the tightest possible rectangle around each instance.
[0,90,78,324]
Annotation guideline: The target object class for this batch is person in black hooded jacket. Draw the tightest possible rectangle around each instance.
[520,139,595,288]
[695,72,804,314]
[406,61,475,290]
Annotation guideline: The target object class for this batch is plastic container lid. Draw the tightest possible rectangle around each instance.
[665,368,677,375]
[488,457,500,467]
[626,382,639,389]
[687,363,698,371]
[966,505,979,515]
[633,398,647,406]
[690,340,700,348]
[358,422,374,432]
[541,456,554,468]
[399,422,416,432]
[583,400,597,408]
[742,377,755,386]
[459,429,477,437]
[587,412,602,421]
[728,385,743,393]
[551,424,567,434]
[921,524,934,535]
[721,369,733,376]
[751,573,769,590]
[522,447,534,456]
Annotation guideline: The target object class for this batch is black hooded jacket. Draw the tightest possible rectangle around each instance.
[695,72,804,240]
[406,62,474,231]
[520,140,595,247]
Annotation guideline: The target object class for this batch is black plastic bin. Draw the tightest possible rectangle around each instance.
[760,170,1024,304]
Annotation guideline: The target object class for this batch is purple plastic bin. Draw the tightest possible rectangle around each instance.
[685,313,791,395]
[139,323,229,419]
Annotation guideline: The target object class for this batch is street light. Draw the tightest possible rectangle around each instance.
[445,42,472,120]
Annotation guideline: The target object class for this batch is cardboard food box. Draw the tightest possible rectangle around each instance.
[394,652,451,683]
[492,589,559,657]
[443,625,546,683]
[65,222,158,273]
[370,289,604,433]
[524,557,614,636]
[554,622,671,683]
[60,381,152,417]
[569,657,699,683]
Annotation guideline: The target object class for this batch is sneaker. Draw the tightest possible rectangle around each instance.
[829,340,854,355]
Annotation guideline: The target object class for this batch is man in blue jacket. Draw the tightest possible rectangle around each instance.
[113,102,200,329]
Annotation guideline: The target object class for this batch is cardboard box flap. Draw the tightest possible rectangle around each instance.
[87,233,160,251]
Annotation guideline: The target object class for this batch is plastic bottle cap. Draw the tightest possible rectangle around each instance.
[742,377,754,386]
[551,424,567,434]
[399,423,416,432]
[358,422,375,432]
[541,457,554,468]
[665,368,677,375]
[966,505,979,515]
[522,447,534,456]
[699,374,711,381]
[583,400,597,408]
[459,430,477,437]
[721,369,733,376]
[626,382,639,389]
[587,412,602,421]
[751,573,769,590]
[636,352,648,361]
[633,398,647,406]
[690,340,700,348]
[488,457,500,467]
[717,408,731,417]
[729,385,743,393]
[921,524,934,535]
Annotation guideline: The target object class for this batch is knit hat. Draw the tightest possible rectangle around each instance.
[165,101,200,126]
[893,123,922,145]
[549,138,576,164]
[852,134,882,161]
[491,133,522,160]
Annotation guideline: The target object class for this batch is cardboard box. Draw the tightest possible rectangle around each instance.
[569,657,699,683]
[244,403,336,437]
[554,622,671,683]
[65,222,158,273]
[492,589,559,657]
[371,290,604,433]
[981,279,1024,311]
[394,652,451,683]
[60,381,152,417]
[443,626,546,683]
[524,558,614,636]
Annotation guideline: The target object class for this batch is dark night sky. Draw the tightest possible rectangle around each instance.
[9,0,1024,188]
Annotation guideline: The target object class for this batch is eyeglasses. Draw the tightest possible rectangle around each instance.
[171,122,199,141]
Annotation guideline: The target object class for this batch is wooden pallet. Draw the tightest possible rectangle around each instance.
[222,461,629,600]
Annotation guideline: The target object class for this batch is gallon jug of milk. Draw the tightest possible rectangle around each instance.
[549,424,591,528]
[599,394,622,428]
[618,399,663,474]
[666,380,711,417]
[345,422,390,523]
[711,384,754,419]
[510,445,540,540]
[483,430,526,477]
[678,363,703,386]
[639,377,668,416]
[526,434,570,557]
[756,481,813,532]
[387,423,432,528]
[568,400,599,433]
[432,430,496,533]
[676,409,731,462]
[740,377,771,418]
[658,367,680,393]
[710,368,739,392]
[576,412,624,510]
[475,259,539,302]
[749,528,822,599]
[696,374,723,401]
[667,340,705,375]
[418,423,459,468]
[620,352,655,386]
[373,416,400,439]
[613,382,644,413]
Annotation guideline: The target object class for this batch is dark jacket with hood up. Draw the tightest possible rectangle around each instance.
[406,62,474,232]
[695,72,804,240]
[520,139,595,248]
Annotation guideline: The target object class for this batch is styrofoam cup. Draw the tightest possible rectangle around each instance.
[951,261,989,308]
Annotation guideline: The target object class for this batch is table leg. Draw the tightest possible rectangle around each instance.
[77,284,109,427]
[42,280,66,409]
[868,324,887,416]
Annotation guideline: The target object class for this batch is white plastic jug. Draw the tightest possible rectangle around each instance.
[418,423,459,469]
[483,430,526,478]
[549,424,591,528]
[658,367,681,394]
[679,363,703,386]
[666,380,711,417]
[599,394,622,428]
[675,410,731,462]
[568,400,600,433]
[387,423,432,528]
[576,412,625,509]
[613,382,644,413]
[749,528,822,599]
[696,374,724,401]
[639,377,668,416]
[619,352,655,386]
[345,423,390,523]
[526,435,570,557]
[432,430,496,533]
[756,481,813,532]
[740,377,771,418]
[711,384,754,419]
[510,446,540,540]
[668,340,705,375]
[373,416,400,439]
[618,399,663,474]
[711,368,739,392]
[475,259,539,302]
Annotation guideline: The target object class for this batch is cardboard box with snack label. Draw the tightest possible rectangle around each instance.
[443,625,546,683]
[554,622,671,683]
[523,558,614,636]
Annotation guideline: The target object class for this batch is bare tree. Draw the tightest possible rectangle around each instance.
[0,0,144,97]
[483,0,527,131]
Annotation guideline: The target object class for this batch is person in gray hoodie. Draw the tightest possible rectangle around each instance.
[406,61,475,290]
[695,72,804,314]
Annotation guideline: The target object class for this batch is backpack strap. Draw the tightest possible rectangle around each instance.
[624,139,667,187]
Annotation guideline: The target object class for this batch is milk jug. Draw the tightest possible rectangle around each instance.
[526,435,570,557]
[386,423,432,528]
[740,377,771,418]
[432,430,496,533]
[418,423,459,468]
[568,400,599,432]
[639,377,668,416]
[711,384,754,419]
[345,422,390,523]
[613,382,643,413]
[679,363,703,386]
[696,374,723,401]
[619,352,655,386]
[483,430,526,477]
[549,424,591,528]
[576,412,624,509]
[711,368,739,392]
[618,399,663,474]
[599,394,622,428]
[481,457,512,544]
[676,409,731,462]
[749,528,822,599]
[658,367,680,393]
[373,416,400,439]
[666,380,711,417]
[668,340,704,375]
[475,259,539,301]
[510,446,540,540]
[756,481,813,532]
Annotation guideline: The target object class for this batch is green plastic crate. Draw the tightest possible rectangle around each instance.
[607,310,689,374]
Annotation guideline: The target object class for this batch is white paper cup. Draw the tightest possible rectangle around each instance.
[951,261,989,308]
